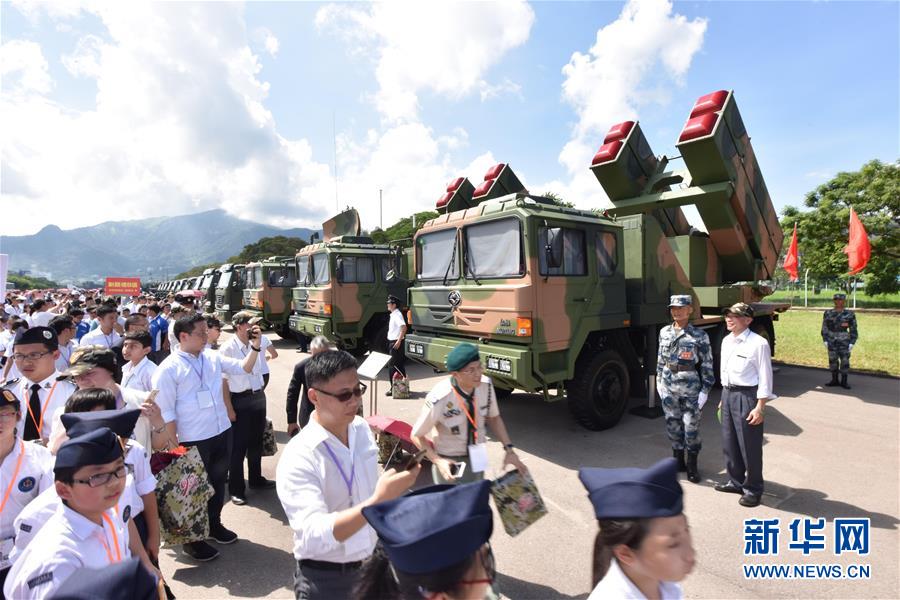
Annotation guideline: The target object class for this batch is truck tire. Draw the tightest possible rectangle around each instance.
[366,322,389,354]
[750,316,775,357]
[494,386,513,401]
[566,349,631,431]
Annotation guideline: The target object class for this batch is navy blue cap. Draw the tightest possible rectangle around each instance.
[362,481,493,575]
[61,408,141,439]
[14,326,58,350]
[0,387,19,409]
[48,557,158,600]
[578,458,683,520]
[54,427,123,473]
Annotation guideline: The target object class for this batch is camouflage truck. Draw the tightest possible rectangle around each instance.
[406,89,788,431]
[241,256,297,339]
[195,267,220,314]
[289,208,411,353]
[213,263,245,324]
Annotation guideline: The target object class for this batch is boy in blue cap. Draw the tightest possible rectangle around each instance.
[356,481,496,599]
[578,458,696,599]
[4,428,158,599]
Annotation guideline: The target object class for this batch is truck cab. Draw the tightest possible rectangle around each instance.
[241,257,296,338]
[214,263,245,324]
[289,208,410,352]
[195,268,220,314]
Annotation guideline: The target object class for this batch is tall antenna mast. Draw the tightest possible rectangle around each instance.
[333,111,339,211]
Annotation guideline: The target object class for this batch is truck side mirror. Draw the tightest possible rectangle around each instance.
[335,258,344,284]
[544,227,563,269]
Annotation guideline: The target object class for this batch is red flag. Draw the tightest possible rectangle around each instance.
[843,207,871,275]
[783,223,799,281]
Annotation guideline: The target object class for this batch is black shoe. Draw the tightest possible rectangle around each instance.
[209,524,238,544]
[248,478,276,490]
[385,389,392,397]
[673,449,687,472]
[739,493,761,507]
[715,481,743,495]
[840,374,851,390]
[825,371,840,386]
[183,541,220,561]
[231,494,247,506]
[686,451,701,484]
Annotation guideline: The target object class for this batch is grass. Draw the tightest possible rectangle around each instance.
[767,288,900,309]
[773,310,900,376]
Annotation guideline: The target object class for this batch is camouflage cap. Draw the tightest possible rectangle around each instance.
[832,293,847,300]
[59,346,118,379]
[723,302,754,318]
[232,311,263,326]
[446,342,480,372]
[668,295,692,307]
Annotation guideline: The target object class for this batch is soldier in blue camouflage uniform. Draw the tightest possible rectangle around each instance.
[656,295,716,483]
[822,293,858,390]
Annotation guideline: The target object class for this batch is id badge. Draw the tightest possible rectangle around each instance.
[468,443,489,474]
[0,537,13,570]
[196,389,214,409]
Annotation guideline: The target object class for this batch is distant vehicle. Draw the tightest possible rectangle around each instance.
[241,256,297,339]
[214,263,245,324]
[195,268,220,314]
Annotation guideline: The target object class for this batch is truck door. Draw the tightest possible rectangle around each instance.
[534,223,592,350]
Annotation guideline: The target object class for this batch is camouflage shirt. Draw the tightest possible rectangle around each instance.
[821,309,858,344]
[656,323,715,393]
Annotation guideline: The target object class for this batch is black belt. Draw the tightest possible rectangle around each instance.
[232,389,261,396]
[723,384,757,391]
[665,363,696,373]
[299,559,363,572]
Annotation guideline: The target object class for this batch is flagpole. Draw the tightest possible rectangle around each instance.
[804,268,810,307]
[853,276,857,309]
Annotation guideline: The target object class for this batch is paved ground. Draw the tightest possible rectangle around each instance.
[160,333,899,599]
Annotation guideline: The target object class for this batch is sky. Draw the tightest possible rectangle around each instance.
[1,0,898,238]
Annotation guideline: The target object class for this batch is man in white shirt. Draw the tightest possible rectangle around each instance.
[276,350,419,599]
[384,296,407,397]
[715,303,774,508]
[152,313,262,562]
[28,300,55,328]
[78,305,122,349]
[48,315,77,373]
[121,331,156,393]
[4,297,24,318]
[220,312,271,506]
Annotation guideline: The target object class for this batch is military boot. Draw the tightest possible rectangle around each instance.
[825,371,840,386]
[686,451,701,484]
[840,374,851,390]
[673,449,687,472]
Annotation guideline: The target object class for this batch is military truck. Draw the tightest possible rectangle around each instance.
[405,90,787,431]
[289,208,411,353]
[214,263,245,324]
[241,256,297,339]
[194,268,220,314]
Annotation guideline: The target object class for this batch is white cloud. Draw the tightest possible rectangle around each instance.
[531,0,706,210]
[252,26,280,58]
[0,40,54,94]
[316,0,534,122]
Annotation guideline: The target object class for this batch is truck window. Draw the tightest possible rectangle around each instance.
[269,267,296,287]
[417,228,459,280]
[252,267,263,288]
[296,256,310,285]
[595,231,618,276]
[312,254,330,285]
[463,218,523,278]
[338,256,375,283]
[538,227,586,276]
[216,272,232,289]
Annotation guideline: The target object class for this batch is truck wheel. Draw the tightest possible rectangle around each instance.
[494,386,513,401]
[750,316,775,357]
[367,323,389,354]
[566,349,630,431]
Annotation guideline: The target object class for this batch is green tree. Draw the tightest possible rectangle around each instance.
[369,211,439,248]
[230,235,308,263]
[174,263,220,279]
[781,160,899,295]
[7,274,60,289]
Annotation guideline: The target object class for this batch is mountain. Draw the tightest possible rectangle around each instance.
[1,209,316,283]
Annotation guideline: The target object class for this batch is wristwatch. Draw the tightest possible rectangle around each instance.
[251,345,261,352]
[503,443,515,452]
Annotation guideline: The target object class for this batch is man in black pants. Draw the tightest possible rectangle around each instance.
[385,295,407,397]
[220,312,275,506]
[151,313,262,561]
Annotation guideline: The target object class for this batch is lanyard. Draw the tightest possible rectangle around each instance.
[181,354,205,386]
[322,442,355,498]
[453,388,478,444]
[0,441,25,515]
[99,512,122,564]
[25,380,59,437]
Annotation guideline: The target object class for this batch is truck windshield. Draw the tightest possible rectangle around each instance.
[268,267,296,287]
[296,256,310,285]
[217,272,232,289]
[252,267,263,288]
[200,275,213,289]
[464,218,523,278]
[417,228,458,280]
[311,254,330,285]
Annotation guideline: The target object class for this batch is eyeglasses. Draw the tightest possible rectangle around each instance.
[313,382,368,402]
[12,351,52,362]
[460,545,496,586]
[72,463,133,488]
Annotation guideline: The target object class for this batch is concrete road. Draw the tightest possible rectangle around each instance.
[159,334,899,599]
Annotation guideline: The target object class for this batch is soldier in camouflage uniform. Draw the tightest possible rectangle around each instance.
[656,295,716,483]
[822,292,858,390]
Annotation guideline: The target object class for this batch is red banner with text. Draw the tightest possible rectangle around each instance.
[104,277,141,296]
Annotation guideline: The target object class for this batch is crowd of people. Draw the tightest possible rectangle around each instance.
[0,287,856,599]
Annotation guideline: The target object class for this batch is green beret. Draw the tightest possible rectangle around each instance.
[446,343,480,372]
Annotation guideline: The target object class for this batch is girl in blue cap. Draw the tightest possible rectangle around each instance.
[579,458,695,599]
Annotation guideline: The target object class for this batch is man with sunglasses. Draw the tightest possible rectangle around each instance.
[411,342,528,485]
[276,350,420,599]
